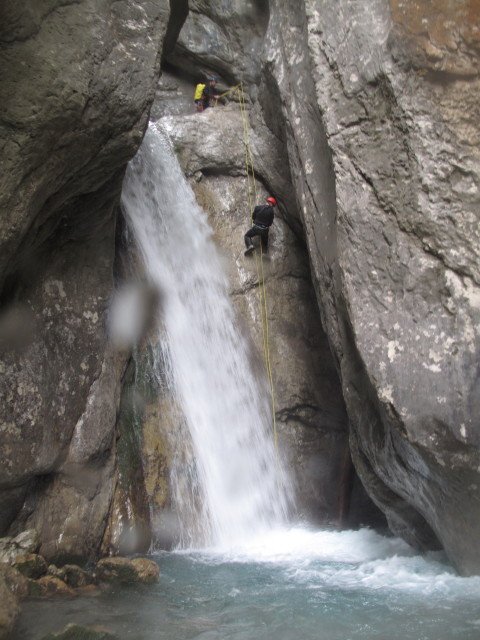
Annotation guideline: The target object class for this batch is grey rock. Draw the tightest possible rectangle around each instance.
[153,105,353,524]
[0,529,40,564]
[166,0,270,87]
[1,0,479,581]
[0,0,171,563]
[13,529,40,553]
[258,0,480,573]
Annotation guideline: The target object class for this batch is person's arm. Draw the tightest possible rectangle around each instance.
[203,84,219,100]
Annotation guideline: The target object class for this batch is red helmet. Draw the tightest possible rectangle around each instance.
[266,196,277,205]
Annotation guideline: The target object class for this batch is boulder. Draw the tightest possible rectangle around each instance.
[0,570,20,640]
[14,552,48,579]
[12,529,41,553]
[0,529,40,564]
[95,557,159,585]
[48,564,93,589]
[0,563,29,600]
[36,575,76,598]
[0,537,17,565]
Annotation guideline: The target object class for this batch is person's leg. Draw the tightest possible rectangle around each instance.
[245,227,256,249]
[260,229,269,252]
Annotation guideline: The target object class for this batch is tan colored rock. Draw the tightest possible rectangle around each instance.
[14,552,48,579]
[27,577,46,598]
[130,558,160,584]
[96,556,159,584]
[56,564,93,589]
[36,575,75,597]
[389,0,480,75]
[0,571,20,639]
[0,562,29,600]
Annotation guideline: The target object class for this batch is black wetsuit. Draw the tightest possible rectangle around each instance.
[244,204,275,252]
[201,83,218,110]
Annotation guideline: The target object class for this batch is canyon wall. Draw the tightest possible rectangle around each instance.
[0,0,171,562]
[164,0,480,573]
[0,0,479,575]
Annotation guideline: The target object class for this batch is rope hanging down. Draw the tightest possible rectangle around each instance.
[235,83,278,451]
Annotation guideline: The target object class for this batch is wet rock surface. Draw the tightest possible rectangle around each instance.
[0,0,171,562]
[13,553,48,579]
[166,0,480,573]
[0,0,478,579]
[256,0,480,572]
[156,105,352,523]
[39,624,118,640]
[95,556,160,585]
[0,569,20,640]
[0,529,40,564]
[0,539,158,637]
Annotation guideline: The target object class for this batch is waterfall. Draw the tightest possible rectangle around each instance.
[121,124,292,548]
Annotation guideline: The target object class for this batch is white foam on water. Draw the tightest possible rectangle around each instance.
[183,526,480,599]
[190,526,411,563]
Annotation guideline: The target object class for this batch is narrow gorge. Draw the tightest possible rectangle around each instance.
[0,1,479,638]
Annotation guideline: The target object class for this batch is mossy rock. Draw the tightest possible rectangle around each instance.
[49,564,93,588]
[36,576,75,597]
[26,578,45,597]
[14,553,47,579]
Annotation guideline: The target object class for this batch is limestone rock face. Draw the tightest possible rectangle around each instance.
[166,0,480,573]
[165,0,270,86]
[0,0,169,285]
[256,0,480,572]
[0,0,171,561]
[1,0,479,578]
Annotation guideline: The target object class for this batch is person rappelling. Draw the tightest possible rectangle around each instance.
[244,197,277,256]
[194,76,221,112]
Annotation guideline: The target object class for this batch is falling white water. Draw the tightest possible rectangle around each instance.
[121,124,292,548]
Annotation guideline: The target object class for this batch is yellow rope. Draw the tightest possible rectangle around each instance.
[236,84,278,450]
[215,83,242,102]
